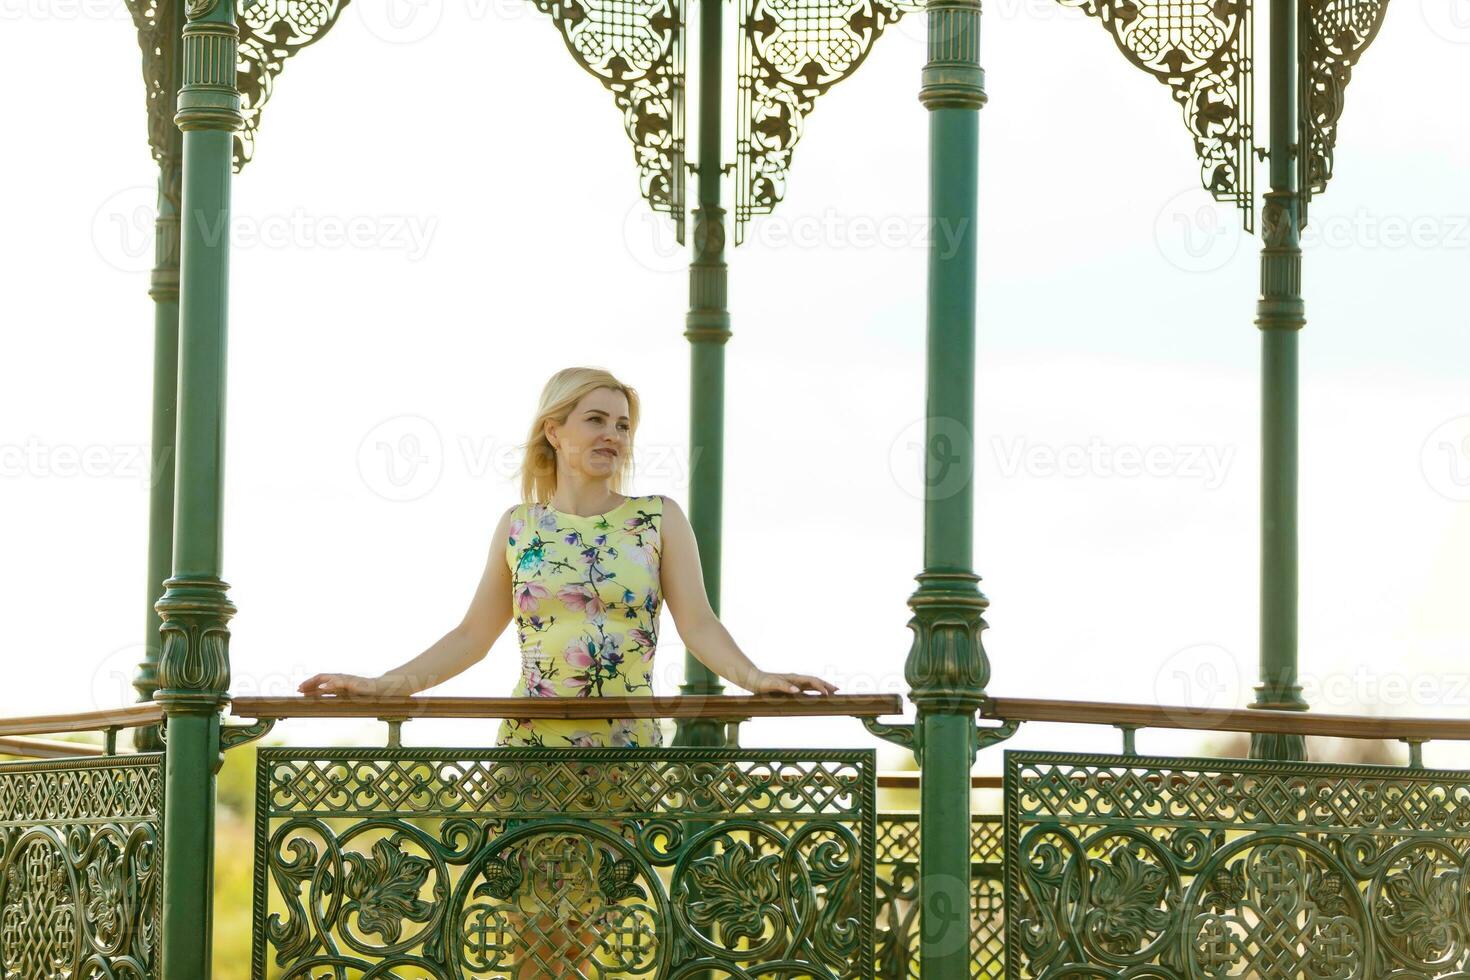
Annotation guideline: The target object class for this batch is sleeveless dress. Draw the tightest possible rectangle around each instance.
[494,493,667,748]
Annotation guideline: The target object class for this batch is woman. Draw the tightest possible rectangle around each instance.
[298,366,840,744]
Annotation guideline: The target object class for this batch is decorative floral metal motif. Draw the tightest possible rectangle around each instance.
[534,0,688,242]
[124,0,182,206]
[875,812,1006,978]
[1299,0,1390,222]
[1007,751,1470,979]
[236,0,352,169]
[124,0,351,177]
[0,755,163,977]
[1056,0,1256,231]
[254,747,874,977]
[734,0,922,244]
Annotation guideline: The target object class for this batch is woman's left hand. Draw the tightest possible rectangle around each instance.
[751,670,840,695]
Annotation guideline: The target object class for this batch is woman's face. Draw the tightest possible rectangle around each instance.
[547,388,631,479]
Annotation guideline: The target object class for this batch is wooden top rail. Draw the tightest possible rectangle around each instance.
[0,736,106,759]
[230,693,903,722]
[0,702,163,738]
[981,697,1470,742]
[877,773,1002,789]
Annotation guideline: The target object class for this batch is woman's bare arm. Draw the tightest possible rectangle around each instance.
[299,506,518,697]
[658,495,837,695]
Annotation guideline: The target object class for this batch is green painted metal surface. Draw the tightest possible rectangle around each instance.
[875,812,1006,978]
[905,0,995,976]
[1006,750,1470,978]
[151,0,244,972]
[252,746,875,977]
[0,753,164,975]
[674,0,733,750]
[1251,0,1310,763]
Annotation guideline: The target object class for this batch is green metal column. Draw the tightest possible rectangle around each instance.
[909,1,990,974]
[674,0,732,748]
[154,0,242,973]
[134,0,187,754]
[1249,0,1309,762]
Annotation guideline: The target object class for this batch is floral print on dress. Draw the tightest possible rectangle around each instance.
[495,494,666,748]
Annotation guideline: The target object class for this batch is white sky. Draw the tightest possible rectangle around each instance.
[1,0,1467,772]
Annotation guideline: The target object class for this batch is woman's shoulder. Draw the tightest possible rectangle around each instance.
[499,501,533,546]
[638,493,678,525]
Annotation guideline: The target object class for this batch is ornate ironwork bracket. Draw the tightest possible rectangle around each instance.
[862,715,1017,766]
[533,0,688,241]
[974,718,1019,755]
[125,0,352,176]
[1055,0,1256,231]
[862,716,918,754]
[216,717,277,772]
[1298,0,1390,225]
[734,0,922,244]
[124,0,183,206]
[235,0,352,170]
[220,717,276,753]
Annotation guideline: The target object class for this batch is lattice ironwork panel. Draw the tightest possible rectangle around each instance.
[1299,0,1389,223]
[1057,0,1256,231]
[734,0,921,244]
[253,746,875,978]
[874,812,1005,979]
[1005,750,1470,979]
[0,753,164,978]
[535,0,688,242]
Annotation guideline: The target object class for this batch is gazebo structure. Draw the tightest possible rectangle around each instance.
[8,0,1463,978]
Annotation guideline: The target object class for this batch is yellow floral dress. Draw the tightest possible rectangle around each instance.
[494,494,667,748]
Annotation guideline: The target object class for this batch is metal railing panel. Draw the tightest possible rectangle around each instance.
[252,745,876,978]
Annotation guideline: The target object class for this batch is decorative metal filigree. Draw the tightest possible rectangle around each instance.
[1006,751,1470,979]
[875,812,1006,978]
[1299,0,1390,223]
[1057,0,1256,231]
[0,754,163,978]
[236,0,352,169]
[253,746,875,977]
[124,0,183,206]
[735,0,922,244]
[534,0,688,242]
[125,0,350,176]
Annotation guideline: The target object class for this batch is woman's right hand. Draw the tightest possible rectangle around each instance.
[298,673,403,697]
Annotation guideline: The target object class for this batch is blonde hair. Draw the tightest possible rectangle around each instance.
[518,367,640,504]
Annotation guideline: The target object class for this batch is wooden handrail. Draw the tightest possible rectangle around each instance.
[230,693,903,722]
[982,696,1470,742]
[0,702,164,738]
[0,735,106,759]
[877,773,1002,789]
